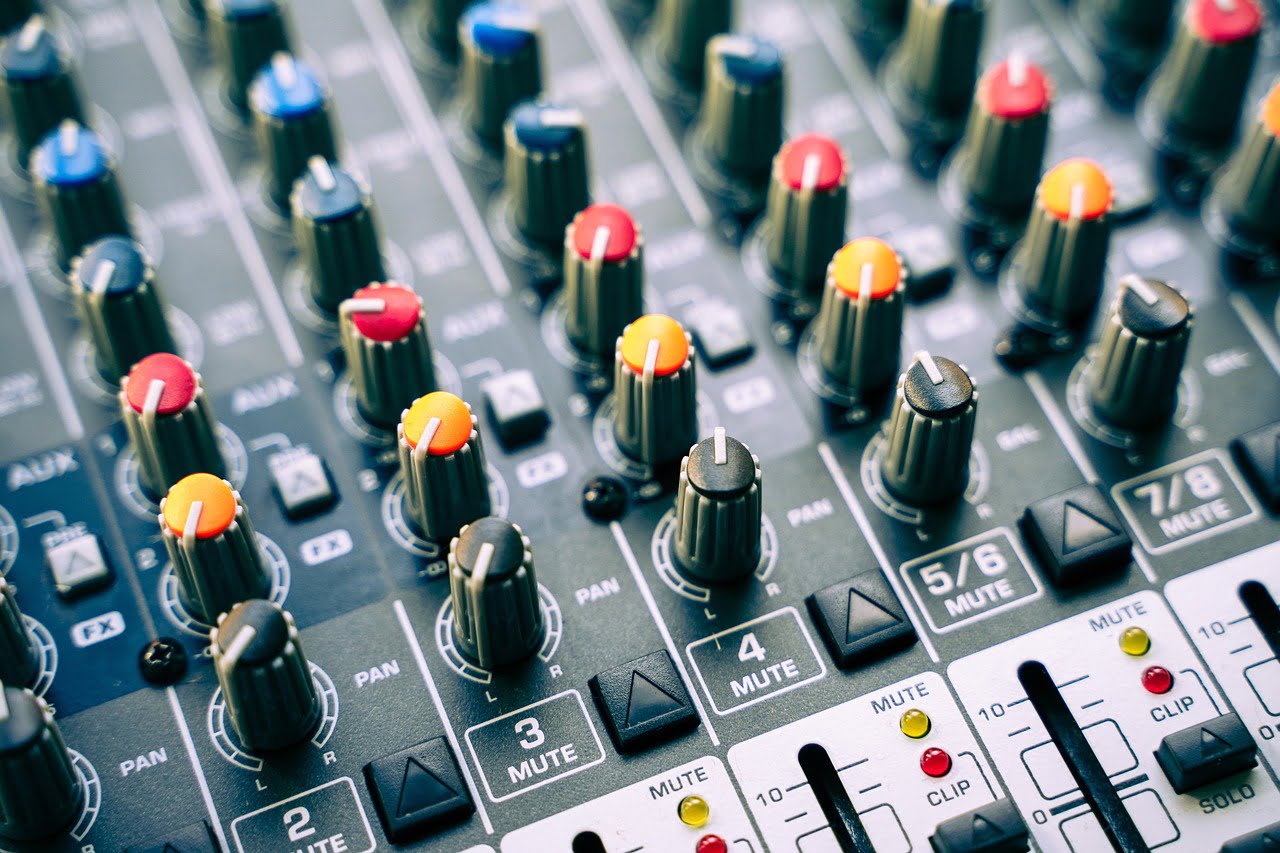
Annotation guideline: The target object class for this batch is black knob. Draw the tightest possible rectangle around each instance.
[881,352,978,505]
[814,237,906,395]
[649,0,733,91]
[0,684,82,841]
[0,15,85,168]
[448,517,544,668]
[340,282,438,429]
[674,428,763,584]
[503,100,589,248]
[398,392,492,542]
[457,3,544,148]
[31,121,131,271]
[694,34,785,182]
[291,158,387,314]
[250,53,340,213]
[206,0,294,116]
[614,314,699,469]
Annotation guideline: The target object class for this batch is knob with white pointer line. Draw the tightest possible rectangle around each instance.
[880,352,978,505]
[0,578,38,688]
[674,428,762,584]
[398,392,493,542]
[448,517,544,668]
[649,0,732,92]
[206,0,295,117]
[339,282,437,429]
[563,203,644,361]
[250,53,340,214]
[210,600,319,751]
[614,314,699,470]
[0,683,83,842]
[1087,276,1192,430]
[457,4,544,149]
[814,237,906,397]
[503,101,590,249]
[0,15,86,170]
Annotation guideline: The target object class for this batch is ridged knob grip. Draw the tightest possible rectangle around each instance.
[250,54,340,212]
[503,101,589,247]
[398,392,492,542]
[613,314,699,469]
[31,121,130,271]
[696,34,784,177]
[71,237,175,382]
[881,353,978,505]
[340,283,437,429]
[206,0,294,115]
[564,203,644,360]
[0,16,85,167]
[1211,83,1280,246]
[650,0,732,88]
[458,4,543,146]
[291,158,387,314]
[448,517,544,668]
[674,428,762,584]
[0,685,82,841]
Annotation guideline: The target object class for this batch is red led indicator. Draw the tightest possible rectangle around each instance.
[1142,666,1174,695]
[920,747,952,778]
[696,835,728,853]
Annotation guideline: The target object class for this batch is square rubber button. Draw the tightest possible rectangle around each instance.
[44,532,112,599]
[1232,421,1280,512]
[588,650,698,753]
[269,448,337,520]
[1020,483,1131,586]
[806,570,916,669]
[364,737,474,842]
[482,369,551,448]
[1155,712,1258,794]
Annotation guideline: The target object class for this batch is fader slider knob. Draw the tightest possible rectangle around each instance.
[398,392,492,542]
[564,203,644,361]
[159,474,271,625]
[880,352,978,505]
[0,578,37,688]
[614,314,699,469]
[206,0,294,116]
[448,517,544,668]
[504,101,589,248]
[764,133,850,293]
[815,237,905,395]
[211,600,319,751]
[339,282,437,429]
[31,121,130,271]
[674,428,763,584]
[0,16,85,168]
[1209,82,1280,251]
[1088,276,1192,430]
[291,157,387,314]
[458,4,544,148]
[250,53,340,213]
[0,684,82,842]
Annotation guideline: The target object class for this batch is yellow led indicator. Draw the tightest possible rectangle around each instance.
[678,795,711,828]
[900,708,932,739]
[1120,626,1151,656]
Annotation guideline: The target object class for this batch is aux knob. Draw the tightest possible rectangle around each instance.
[674,428,763,584]
[250,53,340,214]
[1209,82,1280,254]
[70,237,175,383]
[340,282,437,429]
[693,34,785,196]
[564,203,644,361]
[614,314,699,470]
[159,473,271,625]
[206,0,295,116]
[881,352,978,505]
[458,4,544,148]
[0,684,82,842]
[503,101,590,249]
[0,16,85,169]
[291,157,387,314]
[764,133,851,294]
[31,121,130,271]
[0,578,37,688]
[120,353,226,499]
[398,392,492,542]
[1088,276,1192,431]
[815,237,906,397]
[448,517,544,668]
[211,600,319,751]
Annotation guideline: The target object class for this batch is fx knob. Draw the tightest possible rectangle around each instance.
[31,121,130,271]
[0,578,37,688]
[694,34,785,190]
[120,353,226,498]
[563,203,644,361]
[0,16,86,169]
[814,237,906,396]
[881,352,978,505]
[764,133,850,293]
[206,0,295,116]
[1008,159,1114,328]
[211,600,319,751]
[504,101,589,248]
[614,314,698,470]
[0,685,82,842]
[458,4,544,149]
[1088,276,1192,430]
[1208,82,1280,254]
[159,473,271,625]
[340,282,438,429]
[250,53,340,214]
[291,157,387,314]
[649,0,732,91]
[70,236,175,383]
[398,392,492,542]
[448,517,544,668]
[674,428,763,584]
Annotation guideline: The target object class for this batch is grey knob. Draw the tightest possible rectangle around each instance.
[503,100,590,247]
[457,4,544,147]
[0,685,82,841]
[1210,83,1280,247]
[398,392,492,542]
[815,237,906,395]
[0,579,37,688]
[448,517,544,668]
[340,282,437,429]
[650,0,732,89]
[1088,276,1192,430]
[0,16,86,168]
[563,203,644,360]
[71,237,175,383]
[674,428,762,584]
[881,352,978,505]
[120,353,226,499]
[291,158,387,314]
[211,600,320,752]
[206,0,294,116]
[159,474,271,625]
[614,314,698,469]
[1010,158,1114,327]
[250,54,340,213]
[764,133,851,292]
[696,34,785,179]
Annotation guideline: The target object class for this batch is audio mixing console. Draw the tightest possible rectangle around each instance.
[0,0,1279,850]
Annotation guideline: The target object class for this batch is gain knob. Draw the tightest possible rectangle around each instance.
[563,203,644,361]
[814,237,906,397]
[1207,82,1280,259]
[0,684,82,842]
[250,53,340,214]
[674,428,763,584]
[340,282,437,429]
[0,578,37,688]
[398,392,492,542]
[31,120,130,271]
[503,101,590,249]
[291,157,387,314]
[211,600,319,751]
[120,353,226,498]
[0,16,85,169]
[1088,276,1192,430]
[614,314,699,470]
[159,473,271,625]
[206,0,295,116]
[458,4,544,149]
[448,517,544,668]
[648,0,732,91]
[1007,158,1114,328]
[881,352,978,505]
[763,133,851,294]
[70,236,175,383]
